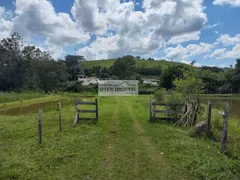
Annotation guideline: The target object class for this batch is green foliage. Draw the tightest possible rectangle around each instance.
[1,33,240,95]
[159,65,186,90]
[173,70,203,101]
[166,92,184,105]
[65,55,85,81]
[0,33,26,91]
[154,88,167,102]
[136,65,162,76]
[111,55,136,79]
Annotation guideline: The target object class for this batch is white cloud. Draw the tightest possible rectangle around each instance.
[167,31,200,44]
[216,34,240,46]
[213,0,240,7]
[78,32,164,60]
[0,6,5,16]
[204,22,222,29]
[12,0,90,57]
[164,43,213,60]
[209,44,240,59]
[181,60,201,67]
[76,0,207,59]
[1,0,208,59]
[143,0,207,38]
[0,7,13,40]
[208,48,226,58]
[205,63,231,68]
[71,0,110,35]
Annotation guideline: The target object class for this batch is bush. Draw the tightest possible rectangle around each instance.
[154,88,166,103]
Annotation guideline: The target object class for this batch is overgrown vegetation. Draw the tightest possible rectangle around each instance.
[1,33,240,94]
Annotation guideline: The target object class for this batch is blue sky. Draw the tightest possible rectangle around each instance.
[0,0,240,67]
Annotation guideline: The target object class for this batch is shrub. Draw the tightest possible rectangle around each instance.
[154,88,166,103]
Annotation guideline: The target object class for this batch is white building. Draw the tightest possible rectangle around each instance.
[78,75,99,86]
[142,78,159,86]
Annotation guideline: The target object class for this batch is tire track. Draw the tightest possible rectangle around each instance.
[98,97,119,179]
[123,99,186,180]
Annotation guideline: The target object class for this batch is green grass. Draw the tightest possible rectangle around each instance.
[0,95,240,179]
[0,92,46,104]
[82,59,186,71]
[202,94,240,98]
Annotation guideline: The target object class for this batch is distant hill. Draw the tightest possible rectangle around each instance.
[82,59,188,70]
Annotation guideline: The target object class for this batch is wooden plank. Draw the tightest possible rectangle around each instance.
[221,103,229,154]
[153,101,156,120]
[149,98,152,121]
[154,117,179,121]
[78,109,97,113]
[38,109,43,144]
[95,98,98,120]
[206,100,212,133]
[79,102,96,105]
[152,102,184,106]
[79,118,98,120]
[58,103,62,131]
[154,110,183,114]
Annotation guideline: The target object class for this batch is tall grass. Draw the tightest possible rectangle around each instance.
[0,92,46,103]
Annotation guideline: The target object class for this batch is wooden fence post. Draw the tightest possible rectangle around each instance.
[74,97,79,126]
[153,100,156,121]
[206,100,212,133]
[95,98,98,120]
[149,98,152,121]
[58,103,62,131]
[38,109,43,144]
[221,103,229,154]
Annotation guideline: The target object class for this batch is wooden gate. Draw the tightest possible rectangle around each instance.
[149,98,183,121]
[74,97,98,126]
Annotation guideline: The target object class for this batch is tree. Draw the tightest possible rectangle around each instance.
[99,67,111,78]
[190,60,196,66]
[0,33,27,91]
[159,65,184,90]
[111,55,136,79]
[173,70,203,126]
[136,65,162,76]
[65,55,85,81]
[37,54,67,93]
[227,59,240,93]
[92,65,101,77]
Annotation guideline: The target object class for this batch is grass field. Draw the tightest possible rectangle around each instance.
[0,95,240,180]
[82,59,185,70]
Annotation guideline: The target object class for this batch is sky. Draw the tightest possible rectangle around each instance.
[0,0,240,67]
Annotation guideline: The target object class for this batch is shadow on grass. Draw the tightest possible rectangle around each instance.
[76,119,98,126]
[149,118,177,125]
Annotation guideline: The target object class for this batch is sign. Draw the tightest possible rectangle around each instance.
[98,80,138,96]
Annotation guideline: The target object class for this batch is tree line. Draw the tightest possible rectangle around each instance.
[0,33,240,94]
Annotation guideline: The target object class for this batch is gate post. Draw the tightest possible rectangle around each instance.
[149,98,152,121]
[74,97,79,126]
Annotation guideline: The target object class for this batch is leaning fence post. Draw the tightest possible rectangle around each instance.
[95,98,98,120]
[74,97,79,126]
[58,103,62,131]
[38,109,43,144]
[149,98,152,121]
[221,103,229,154]
[206,100,212,133]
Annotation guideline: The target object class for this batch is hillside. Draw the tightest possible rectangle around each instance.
[82,59,187,70]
